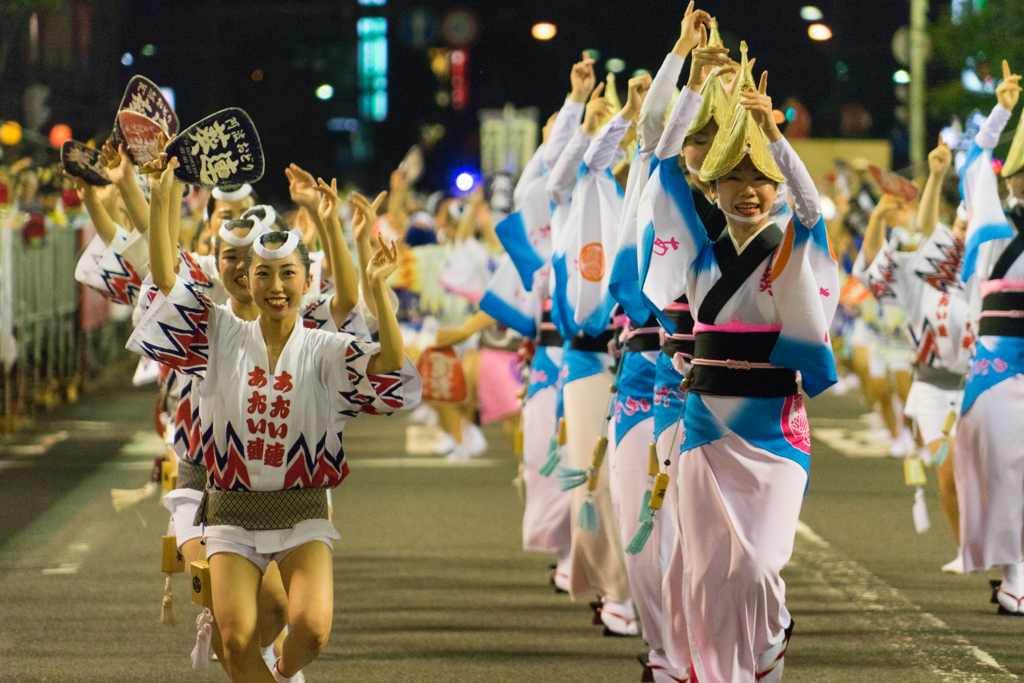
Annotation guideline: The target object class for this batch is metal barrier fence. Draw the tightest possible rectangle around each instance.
[0,208,132,428]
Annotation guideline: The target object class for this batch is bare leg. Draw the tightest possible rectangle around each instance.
[277,541,334,677]
[873,377,899,438]
[931,439,960,545]
[210,551,273,683]
[259,561,288,649]
[434,402,464,443]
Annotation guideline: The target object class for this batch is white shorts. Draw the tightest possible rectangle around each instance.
[904,381,964,444]
[205,536,335,574]
[163,488,204,547]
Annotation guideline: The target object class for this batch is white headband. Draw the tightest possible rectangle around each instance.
[212,184,253,202]
[252,228,304,260]
[219,219,269,247]
[242,204,277,231]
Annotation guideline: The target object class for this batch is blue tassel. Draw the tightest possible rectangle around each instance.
[578,495,600,531]
[932,437,950,466]
[626,517,654,555]
[557,465,590,492]
[638,489,652,523]
[539,437,561,477]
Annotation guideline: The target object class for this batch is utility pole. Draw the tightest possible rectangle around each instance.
[909,0,928,173]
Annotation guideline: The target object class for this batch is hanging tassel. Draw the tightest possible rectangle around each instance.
[576,438,610,531]
[539,435,561,477]
[912,486,930,534]
[110,482,159,512]
[560,436,609,492]
[191,607,214,671]
[638,489,652,522]
[578,494,600,531]
[626,472,670,555]
[160,574,177,627]
[557,464,590,491]
[931,411,957,466]
[557,417,567,446]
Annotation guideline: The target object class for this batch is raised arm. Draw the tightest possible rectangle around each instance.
[543,54,594,171]
[317,177,370,322]
[639,1,709,151]
[584,75,649,172]
[860,194,904,268]
[656,27,729,161]
[365,238,404,375]
[103,141,150,234]
[142,154,180,295]
[65,172,119,246]
[350,189,387,320]
[547,85,612,205]
[436,310,497,347]
[918,140,952,239]
[741,70,822,228]
[977,60,1021,151]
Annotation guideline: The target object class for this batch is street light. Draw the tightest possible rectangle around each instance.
[800,6,824,21]
[532,23,556,40]
[893,70,911,84]
[316,84,334,100]
[456,172,475,192]
[808,24,832,41]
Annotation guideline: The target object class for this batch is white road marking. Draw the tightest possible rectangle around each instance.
[794,521,1017,680]
[41,563,79,575]
[0,461,32,470]
[810,415,893,458]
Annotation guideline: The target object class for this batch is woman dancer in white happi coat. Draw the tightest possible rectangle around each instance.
[131,154,419,683]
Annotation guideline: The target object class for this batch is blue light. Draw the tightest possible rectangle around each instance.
[456,173,474,192]
[785,107,797,122]
[358,17,388,121]
[358,0,386,5]
[121,52,134,66]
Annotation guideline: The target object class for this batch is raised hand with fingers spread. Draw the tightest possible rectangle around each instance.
[673,0,713,57]
[686,24,731,93]
[741,71,782,143]
[348,189,389,319]
[997,59,1022,112]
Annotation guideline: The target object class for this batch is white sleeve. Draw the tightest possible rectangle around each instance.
[514,145,545,208]
[977,104,1012,151]
[543,98,587,172]
[546,127,594,206]
[582,112,631,172]
[655,88,703,161]
[639,53,685,154]
[769,136,822,228]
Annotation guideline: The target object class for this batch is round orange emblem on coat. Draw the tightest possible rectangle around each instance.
[579,242,605,282]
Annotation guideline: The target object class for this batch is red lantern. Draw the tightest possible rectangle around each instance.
[49,124,72,148]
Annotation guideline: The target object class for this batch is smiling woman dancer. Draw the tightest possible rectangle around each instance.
[639,31,838,682]
[129,155,419,683]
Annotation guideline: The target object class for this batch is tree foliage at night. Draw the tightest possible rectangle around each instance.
[930,0,1024,134]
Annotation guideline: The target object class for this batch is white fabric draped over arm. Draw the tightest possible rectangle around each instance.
[582,112,631,172]
[639,53,685,154]
[769,136,821,228]
[655,88,703,162]
[546,127,593,206]
[977,104,1012,150]
[543,98,586,172]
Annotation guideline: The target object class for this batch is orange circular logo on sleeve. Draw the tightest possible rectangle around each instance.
[579,242,605,282]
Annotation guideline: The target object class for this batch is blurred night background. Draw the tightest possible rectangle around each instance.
[1,0,1021,203]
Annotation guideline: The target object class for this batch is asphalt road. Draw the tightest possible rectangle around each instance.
[0,373,1021,683]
